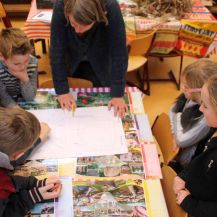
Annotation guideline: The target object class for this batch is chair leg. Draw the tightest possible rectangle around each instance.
[127,69,147,94]
[34,39,47,54]
[178,55,183,90]
[142,63,150,95]
[127,64,150,95]
[2,17,12,28]
[41,39,47,54]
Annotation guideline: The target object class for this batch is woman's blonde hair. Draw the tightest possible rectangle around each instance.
[0,28,32,59]
[182,58,217,103]
[64,0,108,25]
[0,107,40,157]
[206,75,217,114]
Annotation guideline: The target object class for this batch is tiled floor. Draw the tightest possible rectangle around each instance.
[1,18,217,126]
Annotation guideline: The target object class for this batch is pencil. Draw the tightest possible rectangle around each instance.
[72,104,75,116]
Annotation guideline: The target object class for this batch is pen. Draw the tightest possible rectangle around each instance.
[72,104,75,116]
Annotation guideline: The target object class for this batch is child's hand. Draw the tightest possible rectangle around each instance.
[176,189,190,205]
[173,176,185,194]
[40,122,51,142]
[38,183,62,200]
[10,70,29,83]
[46,176,61,186]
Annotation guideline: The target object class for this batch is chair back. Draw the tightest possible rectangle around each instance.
[128,31,156,56]
[161,166,188,217]
[39,77,93,88]
[152,113,179,165]
[0,2,6,17]
[0,1,12,28]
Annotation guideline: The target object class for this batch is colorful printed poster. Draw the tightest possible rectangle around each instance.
[75,148,145,180]
[13,158,76,178]
[18,90,129,110]
[73,179,148,217]
[77,92,112,107]
[18,90,59,110]
[176,20,217,57]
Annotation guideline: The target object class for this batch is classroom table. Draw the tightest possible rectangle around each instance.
[23,0,217,57]
[17,86,169,217]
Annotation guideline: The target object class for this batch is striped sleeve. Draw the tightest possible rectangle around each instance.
[20,55,38,101]
[0,75,17,107]
[28,187,44,204]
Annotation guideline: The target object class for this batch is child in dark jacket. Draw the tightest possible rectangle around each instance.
[173,75,217,217]
[0,107,62,217]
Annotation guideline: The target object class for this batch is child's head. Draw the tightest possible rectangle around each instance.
[64,0,108,33]
[181,59,217,103]
[0,107,40,159]
[0,28,32,74]
[200,75,217,128]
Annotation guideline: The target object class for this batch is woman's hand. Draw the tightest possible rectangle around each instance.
[57,93,76,111]
[108,97,128,118]
[176,189,190,205]
[39,122,51,142]
[173,176,185,194]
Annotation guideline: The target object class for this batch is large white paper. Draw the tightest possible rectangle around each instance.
[29,107,127,159]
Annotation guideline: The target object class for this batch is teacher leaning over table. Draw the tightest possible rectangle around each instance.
[50,0,128,117]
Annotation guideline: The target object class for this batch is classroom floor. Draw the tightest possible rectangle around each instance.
[1,18,217,126]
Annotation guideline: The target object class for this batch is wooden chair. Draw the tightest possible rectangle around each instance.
[39,77,93,88]
[127,31,156,95]
[0,1,12,28]
[152,113,179,165]
[161,165,188,217]
[153,136,165,165]
[149,51,183,90]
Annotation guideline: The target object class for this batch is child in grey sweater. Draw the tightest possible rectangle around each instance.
[0,28,38,107]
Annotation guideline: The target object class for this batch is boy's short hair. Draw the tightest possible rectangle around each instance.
[0,107,41,156]
[0,28,32,59]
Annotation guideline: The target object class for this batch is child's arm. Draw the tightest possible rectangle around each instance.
[11,175,60,192]
[20,56,38,101]
[0,80,17,107]
[180,195,217,217]
[0,179,61,217]
[11,175,41,190]
[0,190,36,217]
